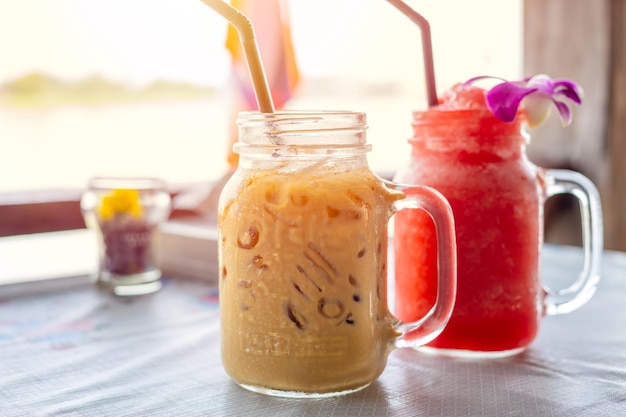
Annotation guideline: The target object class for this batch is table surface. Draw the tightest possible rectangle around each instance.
[1,242,625,417]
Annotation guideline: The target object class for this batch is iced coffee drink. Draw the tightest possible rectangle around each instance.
[220,165,402,394]
[218,111,457,397]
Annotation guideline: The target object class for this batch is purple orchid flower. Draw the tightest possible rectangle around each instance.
[465,75,583,127]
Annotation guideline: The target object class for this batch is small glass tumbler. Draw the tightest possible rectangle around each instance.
[81,177,171,296]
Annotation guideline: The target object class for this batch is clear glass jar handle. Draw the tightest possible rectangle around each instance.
[543,169,603,315]
[386,184,457,347]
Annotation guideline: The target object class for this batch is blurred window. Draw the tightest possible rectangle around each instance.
[0,0,521,192]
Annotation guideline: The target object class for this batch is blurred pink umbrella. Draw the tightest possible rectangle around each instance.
[224,0,300,168]
[171,0,300,221]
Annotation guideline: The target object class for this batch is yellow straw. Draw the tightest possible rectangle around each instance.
[199,0,275,113]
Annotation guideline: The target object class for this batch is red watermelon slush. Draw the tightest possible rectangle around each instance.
[393,84,543,354]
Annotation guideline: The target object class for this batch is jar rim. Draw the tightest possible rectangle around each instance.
[235,110,369,150]
[237,110,367,131]
[409,107,527,143]
[238,110,366,122]
[411,107,520,122]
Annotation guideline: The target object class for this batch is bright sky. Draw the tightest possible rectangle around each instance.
[0,0,522,90]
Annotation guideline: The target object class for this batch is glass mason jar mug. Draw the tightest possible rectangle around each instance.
[218,111,457,398]
[393,105,603,358]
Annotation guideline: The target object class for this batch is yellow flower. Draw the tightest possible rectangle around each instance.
[98,189,143,220]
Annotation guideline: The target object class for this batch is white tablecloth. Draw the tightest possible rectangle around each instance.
[1,245,625,416]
